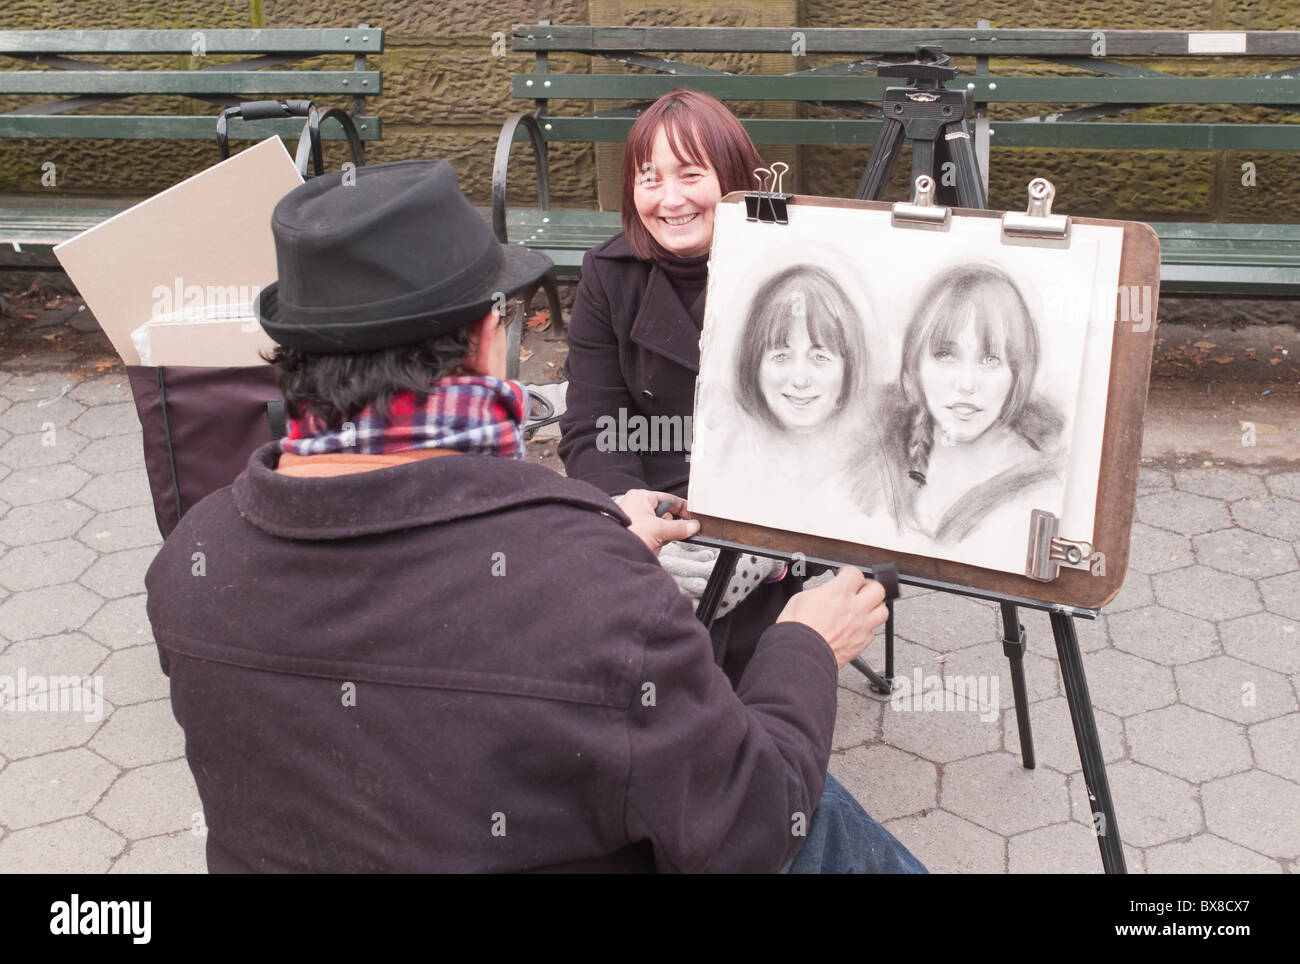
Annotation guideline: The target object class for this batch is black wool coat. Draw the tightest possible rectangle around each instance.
[146,444,837,873]
[559,233,804,684]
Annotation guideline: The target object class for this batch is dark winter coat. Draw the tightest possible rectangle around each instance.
[558,232,804,684]
[146,443,837,873]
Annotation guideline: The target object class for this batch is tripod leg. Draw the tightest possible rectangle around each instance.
[909,138,936,197]
[854,116,906,201]
[999,602,1035,770]
[695,548,740,629]
[1050,611,1127,874]
[942,122,987,209]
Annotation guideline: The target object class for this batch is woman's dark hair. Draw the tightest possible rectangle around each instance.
[897,263,1061,482]
[734,264,866,430]
[621,88,764,261]
[262,325,474,429]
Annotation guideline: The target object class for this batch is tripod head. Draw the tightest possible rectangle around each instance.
[876,45,957,90]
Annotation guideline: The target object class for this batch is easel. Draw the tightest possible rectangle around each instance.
[690,80,1158,869]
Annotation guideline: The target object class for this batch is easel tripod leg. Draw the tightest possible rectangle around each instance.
[1050,611,1127,874]
[1000,602,1036,770]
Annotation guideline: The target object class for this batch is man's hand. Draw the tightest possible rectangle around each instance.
[777,568,888,668]
[620,489,700,555]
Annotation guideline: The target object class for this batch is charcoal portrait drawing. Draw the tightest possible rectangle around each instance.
[688,200,1123,577]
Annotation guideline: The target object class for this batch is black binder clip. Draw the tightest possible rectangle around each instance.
[745,163,792,224]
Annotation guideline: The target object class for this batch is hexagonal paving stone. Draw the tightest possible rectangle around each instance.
[88,699,185,767]
[74,468,153,513]
[0,462,89,506]
[1267,470,1300,501]
[0,428,88,469]
[941,752,1071,836]
[1101,761,1201,848]
[1151,565,1261,622]
[0,583,104,639]
[0,693,114,761]
[1008,822,1143,874]
[0,395,85,435]
[98,645,170,706]
[1004,696,1124,774]
[0,816,124,873]
[1260,571,1300,621]
[1248,715,1300,783]
[78,546,157,600]
[831,684,883,751]
[1174,466,1268,502]
[68,401,140,439]
[1104,570,1154,614]
[73,436,147,476]
[881,682,1003,763]
[1176,655,1296,725]
[0,538,97,592]
[0,500,93,548]
[1220,611,1300,675]
[0,632,112,758]
[68,377,131,406]
[1231,495,1300,543]
[1203,770,1300,857]
[94,758,202,839]
[0,748,118,828]
[75,505,161,555]
[1127,704,1252,782]
[1137,490,1231,537]
[1193,527,1298,580]
[1137,467,1173,493]
[830,744,937,823]
[82,593,153,650]
[1126,522,1194,575]
[1107,606,1220,666]
[109,830,206,874]
[881,809,1004,874]
[1145,834,1282,873]
[894,591,1001,650]
[0,372,80,402]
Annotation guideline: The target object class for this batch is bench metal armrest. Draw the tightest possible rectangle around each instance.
[492,111,550,244]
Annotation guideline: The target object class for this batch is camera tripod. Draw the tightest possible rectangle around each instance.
[853,45,986,209]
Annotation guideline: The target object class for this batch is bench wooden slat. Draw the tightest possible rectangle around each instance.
[514,73,1300,105]
[535,117,1300,150]
[0,115,381,140]
[513,25,1300,57]
[0,70,381,96]
[0,28,382,55]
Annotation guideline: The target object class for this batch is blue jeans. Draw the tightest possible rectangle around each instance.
[782,773,927,874]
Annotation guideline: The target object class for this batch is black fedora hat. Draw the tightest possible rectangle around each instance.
[255,159,552,353]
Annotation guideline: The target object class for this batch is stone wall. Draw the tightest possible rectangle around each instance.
[0,0,1295,221]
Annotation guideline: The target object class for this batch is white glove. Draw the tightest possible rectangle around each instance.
[657,542,786,619]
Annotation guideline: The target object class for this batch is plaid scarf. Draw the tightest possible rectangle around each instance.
[282,375,526,459]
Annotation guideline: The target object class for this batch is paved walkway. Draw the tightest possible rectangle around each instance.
[0,365,1296,873]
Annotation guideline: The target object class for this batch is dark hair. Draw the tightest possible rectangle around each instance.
[263,325,474,429]
[621,88,764,261]
[734,265,866,430]
[898,263,1060,480]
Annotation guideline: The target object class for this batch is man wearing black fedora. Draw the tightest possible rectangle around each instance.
[145,160,924,873]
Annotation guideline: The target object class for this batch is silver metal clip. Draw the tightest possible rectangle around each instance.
[1003,177,1071,240]
[745,164,792,223]
[891,174,951,229]
[1027,509,1094,582]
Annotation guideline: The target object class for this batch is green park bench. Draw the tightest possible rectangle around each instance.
[494,24,1300,298]
[0,26,382,267]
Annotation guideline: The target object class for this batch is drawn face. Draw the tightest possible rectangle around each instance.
[633,127,722,259]
[918,310,1014,445]
[758,319,844,432]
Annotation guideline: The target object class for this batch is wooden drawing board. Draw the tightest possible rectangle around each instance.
[691,192,1160,611]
